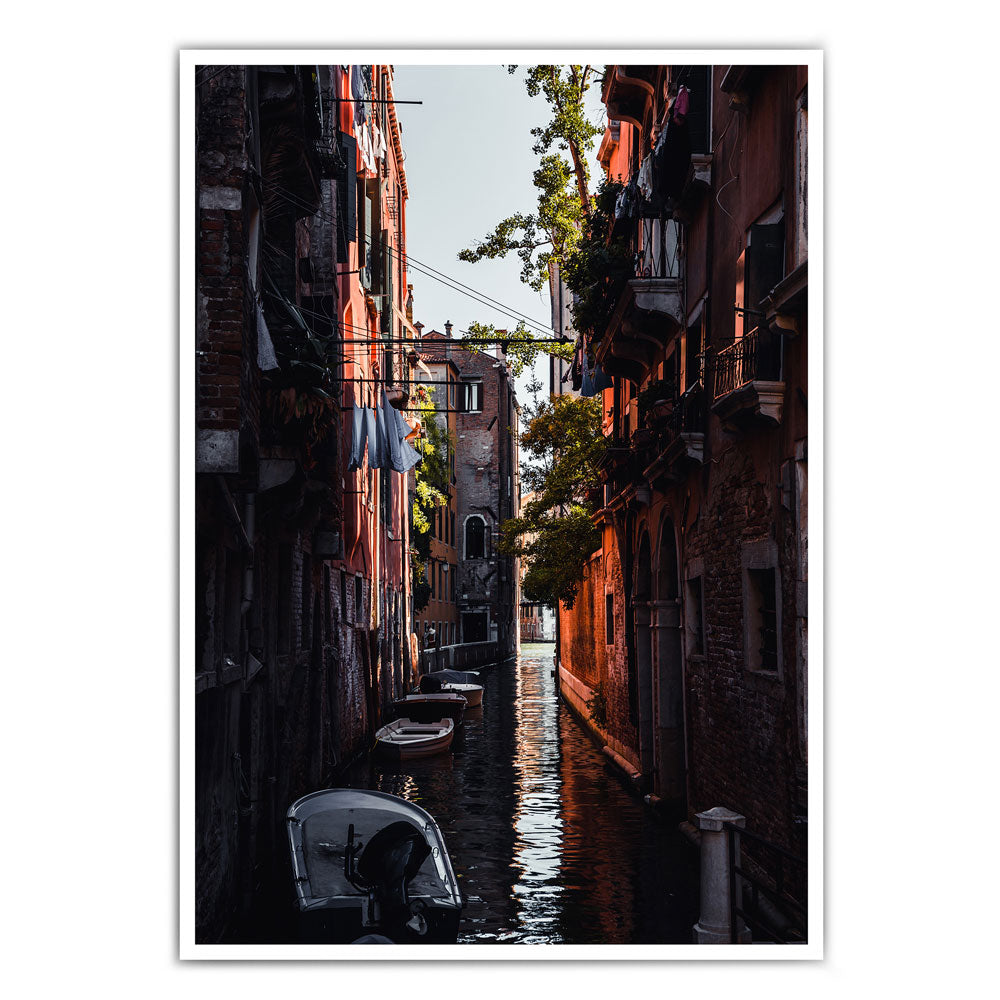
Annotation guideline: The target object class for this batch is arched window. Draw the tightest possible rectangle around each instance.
[465,516,485,559]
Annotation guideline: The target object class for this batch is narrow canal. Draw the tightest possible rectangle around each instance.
[339,641,700,945]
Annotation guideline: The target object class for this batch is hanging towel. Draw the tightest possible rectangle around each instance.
[351,65,366,125]
[637,154,654,202]
[255,301,279,371]
[580,347,597,398]
[384,391,422,473]
[364,406,379,469]
[592,363,614,393]
[374,394,391,470]
[348,403,367,471]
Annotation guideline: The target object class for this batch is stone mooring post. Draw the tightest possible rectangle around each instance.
[693,806,752,944]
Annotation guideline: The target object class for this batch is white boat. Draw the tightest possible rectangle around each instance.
[286,788,464,942]
[375,718,455,760]
[392,692,467,724]
[440,682,483,708]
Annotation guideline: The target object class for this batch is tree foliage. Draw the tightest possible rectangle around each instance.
[498,393,606,609]
[458,65,602,292]
[462,319,574,378]
[457,65,603,368]
[410,384,451,613]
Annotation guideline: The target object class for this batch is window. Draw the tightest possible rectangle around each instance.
[673,65,712,154]
[450,510,455,546]
[741,540,781,675]
[461,380,483,413]
[746,569,778,672]
[605,592,614,645]
[465,516,486,559]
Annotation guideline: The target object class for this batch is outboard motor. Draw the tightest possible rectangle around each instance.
[418,674,443,694]
[344,820,432,941]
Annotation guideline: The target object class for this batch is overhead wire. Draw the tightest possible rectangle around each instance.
[260,177,555,334]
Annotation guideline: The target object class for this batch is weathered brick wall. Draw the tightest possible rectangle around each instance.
[196,67,258,472]
[681,437,801,849]
[418,339,518,656]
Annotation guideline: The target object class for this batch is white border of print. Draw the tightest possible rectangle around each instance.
[180,48,823,961]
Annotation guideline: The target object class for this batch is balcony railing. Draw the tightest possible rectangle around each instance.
[633,216,682,280]
[713,327,782,399]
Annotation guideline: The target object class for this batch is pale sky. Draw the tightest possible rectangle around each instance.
[392,64,606,409]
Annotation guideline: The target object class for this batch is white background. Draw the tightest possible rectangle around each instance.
[3,1,996,994]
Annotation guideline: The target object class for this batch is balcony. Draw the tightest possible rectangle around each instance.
[643,386,706,486]
[711,327,785,427]
[603,65,657,129]
[594,217,685,385]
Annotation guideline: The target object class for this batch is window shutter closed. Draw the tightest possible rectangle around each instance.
[336,134,357,262]
[746,221,785,321]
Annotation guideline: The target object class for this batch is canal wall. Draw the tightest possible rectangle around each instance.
[419,639,512,674]
[558,662,643,784]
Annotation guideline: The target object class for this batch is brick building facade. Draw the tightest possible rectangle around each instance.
[556,63,809,863]
[414,329,520,661]
[194,64,418,942]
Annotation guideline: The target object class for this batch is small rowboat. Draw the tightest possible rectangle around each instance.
[392,692,467,724]
[440,682,483,708]
[375,718,455,760]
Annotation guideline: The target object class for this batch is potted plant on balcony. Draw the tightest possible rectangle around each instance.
[637,378,676,428]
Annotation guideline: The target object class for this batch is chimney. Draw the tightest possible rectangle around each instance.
[444,320,453,339]
[414,321,424,337]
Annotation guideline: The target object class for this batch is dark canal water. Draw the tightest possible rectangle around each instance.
[336,642,699,945]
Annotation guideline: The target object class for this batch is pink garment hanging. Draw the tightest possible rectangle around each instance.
[673,85,690,123]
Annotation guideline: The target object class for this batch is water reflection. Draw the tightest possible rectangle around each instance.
[343,642,698,944]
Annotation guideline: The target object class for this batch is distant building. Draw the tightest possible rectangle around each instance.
[415,327,521,662]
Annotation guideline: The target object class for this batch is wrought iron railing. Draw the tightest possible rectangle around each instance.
[713,326,782,399]
[725,821,807,944]
[633,216,682,280]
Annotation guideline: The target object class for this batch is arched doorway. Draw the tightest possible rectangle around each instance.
[634,530,654,780]
[654,516,686,805]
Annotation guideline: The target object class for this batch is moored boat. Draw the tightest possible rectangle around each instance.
[286,787,463,943]
[375,717,455,759]
[392,692,467,724]
[439,681,483,708]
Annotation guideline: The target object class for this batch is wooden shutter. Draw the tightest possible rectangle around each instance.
[746,221,785,316]
[336,134,357,262]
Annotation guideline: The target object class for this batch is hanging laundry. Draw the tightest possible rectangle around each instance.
[637,154,654,202]
[255,300,278,371]
[364,406,379,470]
[374,393,390,471]
[348,404,368,471]
[580,347,597,398]
[382,390,422,473]
[672,85,690,123]
[372,124,387,161]
[592,363,614,393]
[351,65,366,125]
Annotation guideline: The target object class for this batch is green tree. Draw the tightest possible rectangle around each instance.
[410,384,451,613]
[457,65,603,373]
[499,393,606,608]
